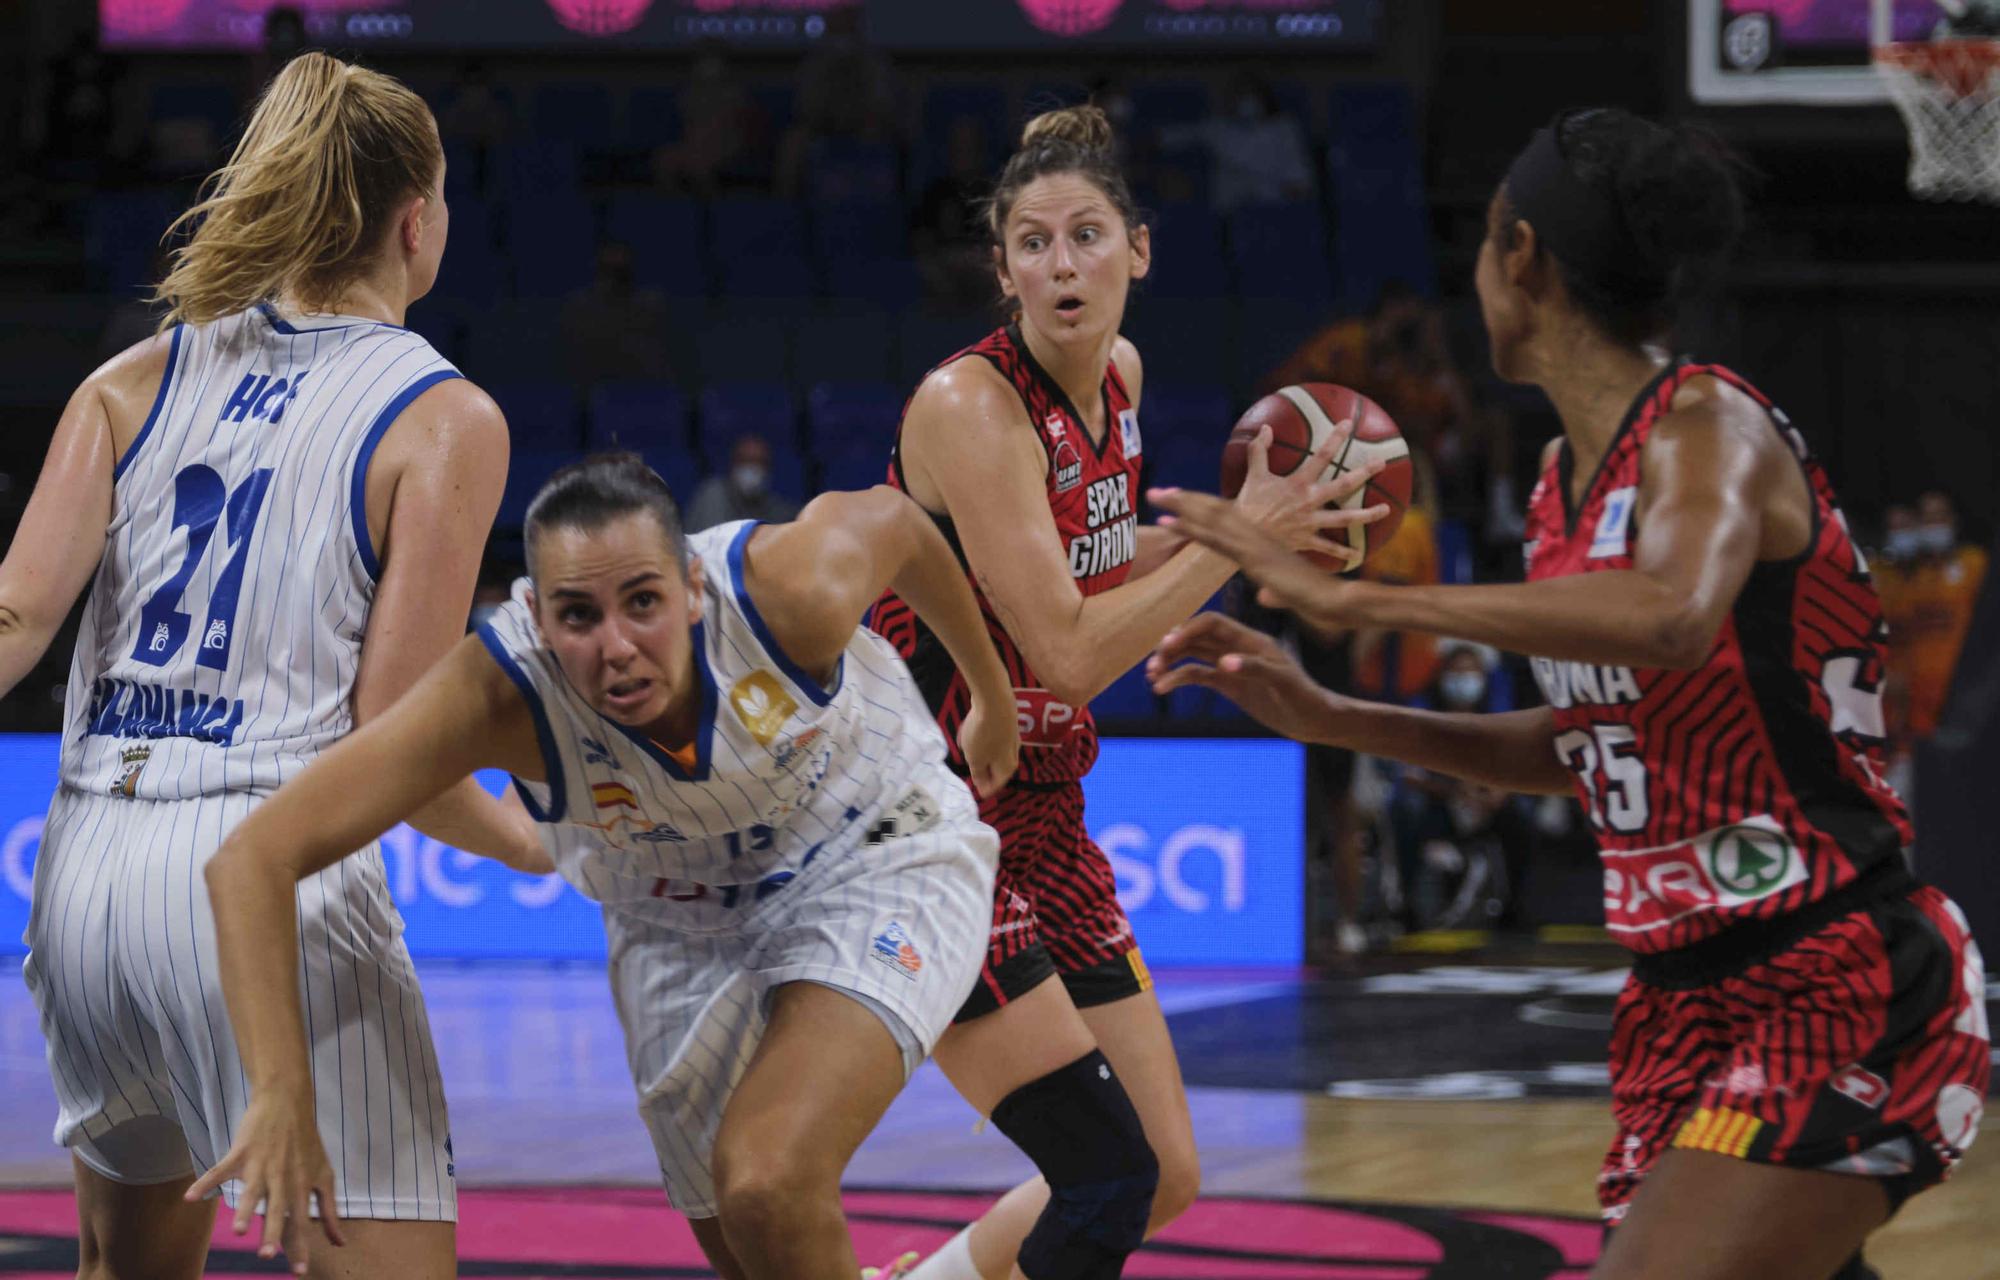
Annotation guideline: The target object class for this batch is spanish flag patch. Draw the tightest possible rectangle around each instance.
[1674,1106,1763,1159]
[593,781,639,811]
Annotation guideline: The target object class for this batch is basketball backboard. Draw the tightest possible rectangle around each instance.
[1688,0,1939,104]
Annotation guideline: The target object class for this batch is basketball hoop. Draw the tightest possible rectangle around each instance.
[1874,38,2000,202]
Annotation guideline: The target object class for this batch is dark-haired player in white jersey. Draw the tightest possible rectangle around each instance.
[193,454,1018,1280]
[0,53,544,1280]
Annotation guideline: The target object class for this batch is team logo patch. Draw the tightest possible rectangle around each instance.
[1052,438,1083,494]
[1588,486,1637,559]
[1701,822,1805,901]
[581,736,621,767]
[730,671,798,746]
[1937,1083,1983,1151]
[592,781,639,811]
[1119,407,1142,460]
[110,745,150,798]
[871,921,924,980]
[1674,1106,1763,1159]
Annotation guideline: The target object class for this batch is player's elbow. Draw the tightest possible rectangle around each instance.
[1647,607,1718,671]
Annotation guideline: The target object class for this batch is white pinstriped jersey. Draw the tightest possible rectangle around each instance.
[478,520,979,926]
[60,305,460,800]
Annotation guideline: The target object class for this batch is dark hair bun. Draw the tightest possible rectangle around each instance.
[1560,109,1744,279]
[1020,104,1115,154]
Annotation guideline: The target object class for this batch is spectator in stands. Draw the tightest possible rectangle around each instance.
[687,434,799,532]
[439,60,517,153]
[35,33,120,179]
[1876,490,1988,786]
[1388,643,1533,932]
[1160,72,1314,213]
[557,241,675,386]
[656,41,763,197]
[912,116,995,309]
[780,9,899,201]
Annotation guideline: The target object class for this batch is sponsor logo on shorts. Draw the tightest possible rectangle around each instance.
[593,781,639,811]
[1937,1082,1983,1152]
[730,671,797,746]
[1674,1106,1763,1159]
[1831,1064,1889,1110]
[1601,816,1807,937]
[871,921,923,980]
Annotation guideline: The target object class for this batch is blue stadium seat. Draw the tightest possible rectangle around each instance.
[916,84,1010,185]
[1143,203,1230,300]
[496,449,573,531]
[488,381,583,454]
[695,307,792,386]
[605,194,708,298]
[802,139,901,206]
[1228,204,1332,301]
[430,196,500,309]
[795,307,897,387]
[1135,384,1232,495]
[1130,82,1211,129]
[697,382,795,466]
[622,86,683,150]
[507,194,597,299]
[813,203,915,303]
[1093,666,1159,721]
[498,141,583,201]
[634,446,703,504]
[531,83,615,145]
[709,199,811,298]
[587,380,690,453]
[896,309,995,387]
[1120,298,1231,389]
[1328,83,1437,304]
[805,380,902,457]
[85,190,179,299]
[147,83,241,140]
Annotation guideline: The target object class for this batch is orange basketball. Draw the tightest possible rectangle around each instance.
[1218,383,1413,573]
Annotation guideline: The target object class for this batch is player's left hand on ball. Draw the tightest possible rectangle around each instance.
[1147,612,1334,742]
[1225,419,1390,559]
[957,697,1020,798]
[186,1092,345,1275]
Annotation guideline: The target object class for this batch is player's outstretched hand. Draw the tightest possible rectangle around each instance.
[186,1092,345,1275]
[1226,420,1389,562]
[958,696,1020,798]
[1147,613,1336,743]
[1150,486,1363,632]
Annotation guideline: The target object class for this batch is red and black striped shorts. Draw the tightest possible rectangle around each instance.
[955,778,1152,1023]
[1600,880,1989,1221]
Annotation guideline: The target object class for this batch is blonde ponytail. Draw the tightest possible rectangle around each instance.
[154,52,441,326]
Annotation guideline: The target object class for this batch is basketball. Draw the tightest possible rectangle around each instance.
[1217,383,1414,573]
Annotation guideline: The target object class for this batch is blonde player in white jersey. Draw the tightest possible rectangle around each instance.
[0,53,544,1279]
[193,453,1018,1280]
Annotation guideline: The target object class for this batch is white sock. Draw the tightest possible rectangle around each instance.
[904,1227,983,1280]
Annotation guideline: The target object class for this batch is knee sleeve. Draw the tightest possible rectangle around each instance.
[989,1050,1160,1280]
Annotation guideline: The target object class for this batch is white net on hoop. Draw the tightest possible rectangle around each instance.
[1875,39,2000,202]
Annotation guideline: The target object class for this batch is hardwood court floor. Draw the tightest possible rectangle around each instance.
[0,959,1991,1277]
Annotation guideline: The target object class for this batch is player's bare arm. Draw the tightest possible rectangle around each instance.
[1149,612,1572,794]
[745,486,1020,795]
[0,334,168,698]
[1151,378,1803,672]
[190,636,540,1263]
[900,358,1374,707]
[353,378,547,871]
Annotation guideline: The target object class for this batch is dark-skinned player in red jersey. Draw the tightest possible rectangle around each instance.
[1145,108,1988,1280]
[867,105,1387,1280]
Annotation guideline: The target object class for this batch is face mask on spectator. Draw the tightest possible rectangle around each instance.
[1885,528,1922,561]
[1917,523,1955,554]
[1440,672,1486,709]
[732,463,769,496]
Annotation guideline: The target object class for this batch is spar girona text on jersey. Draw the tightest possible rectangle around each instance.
[1522,360,1911,954]
[871,322,1143,786]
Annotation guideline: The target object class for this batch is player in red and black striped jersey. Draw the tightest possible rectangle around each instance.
[867,105,1383,1280]
[1147,109,1986,1280]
